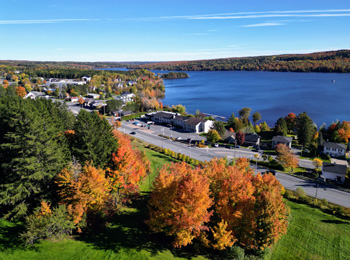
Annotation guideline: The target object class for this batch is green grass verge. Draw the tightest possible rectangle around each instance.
[268,200,350,260]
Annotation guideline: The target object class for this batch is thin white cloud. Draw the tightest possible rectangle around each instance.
[0,19,99,25]
[242,22,284,27]
[123,9,350,22]
[189,13,350,20]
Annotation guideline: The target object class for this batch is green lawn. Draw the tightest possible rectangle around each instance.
[1,144,349,260]
[268,200,350,260]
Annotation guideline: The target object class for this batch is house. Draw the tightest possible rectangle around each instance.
[173,115,188,128]
[24,92,36,100]
[82,76,91,82]
[119,92,135,103]
[70,97,79,102]
[272,135,293,149]
[183,117,203,133]
[183,118,213,133]
[87,93,100,99]
[224,131,236,144]
[322,162,347,183]
[244,133,260,146]
[323,142,346,157]
[152,111,176,124]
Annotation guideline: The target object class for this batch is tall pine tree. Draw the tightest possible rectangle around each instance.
[0,96,69,219]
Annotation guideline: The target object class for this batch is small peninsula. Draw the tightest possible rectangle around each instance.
[160,71,189,79]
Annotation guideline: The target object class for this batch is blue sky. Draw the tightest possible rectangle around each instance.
[0,0,350,61]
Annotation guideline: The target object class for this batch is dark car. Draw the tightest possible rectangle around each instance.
[263,170,276,176]
[225,145,234,149]
[130,131,136,135]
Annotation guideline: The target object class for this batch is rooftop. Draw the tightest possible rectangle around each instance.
[272,135,293,143]
[324,142,346,150]
[322,162,347,175]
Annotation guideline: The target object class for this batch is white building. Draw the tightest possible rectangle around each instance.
[323,142,346,157]
[119,92,135,103]
[82,76,91,82]
[322,162,347,183]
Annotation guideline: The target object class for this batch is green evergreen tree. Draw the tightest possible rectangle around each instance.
[213,120,226,138]
[0,97,68,219]
[297,112,315,147]
[72,110,118,168]
[274,117,288,136]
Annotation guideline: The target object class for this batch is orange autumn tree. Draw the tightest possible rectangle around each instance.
[56,161,111,230]
[248,173,288,250]
[16,86,27,97]
[147,162,213,248]
[204,159,256,249]
[148,158,289,251]
[275,143,299,172]
[108,130,149,205]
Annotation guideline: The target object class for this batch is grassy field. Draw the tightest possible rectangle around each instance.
[269,200,350,260]
[1,142,349,260]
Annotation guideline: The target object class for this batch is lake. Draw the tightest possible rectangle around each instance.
[106,68,350,127]
[157,70,350,127]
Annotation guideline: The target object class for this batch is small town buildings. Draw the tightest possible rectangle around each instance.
[244,133,261,147]
[87,93,100,99]
[152,111,177,124]
[224,132,236,144]
[120,92,135,103]
[146,111,213,133]
[24,92,36,100]
[272,135,293,149]
[82,76,91,82]
[322,162,347,183]
[70,97,79,102]
[47,78,86,87]
[323,142,346,157]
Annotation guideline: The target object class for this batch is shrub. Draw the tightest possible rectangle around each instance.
[21,204,75,246]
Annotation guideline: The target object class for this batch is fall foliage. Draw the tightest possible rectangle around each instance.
[148,158,289,251]
[16,86,27,97]
[147,162,213,248]
[107,130,149,205]
[276,143,299,171]
[56,161,111,229]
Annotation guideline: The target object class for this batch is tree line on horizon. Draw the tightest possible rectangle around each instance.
[126,50,350,73]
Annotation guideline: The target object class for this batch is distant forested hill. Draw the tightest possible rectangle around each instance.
[1,50,349,73]
[125,50,350,73]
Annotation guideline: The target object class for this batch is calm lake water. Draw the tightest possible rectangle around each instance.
[157,70,350,127]
[107,68,350,127]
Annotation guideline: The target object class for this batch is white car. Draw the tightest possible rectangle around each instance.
[214,143,219,147]
[176,137,182,140]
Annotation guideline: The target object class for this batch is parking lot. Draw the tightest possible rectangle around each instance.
[124,119,206,143]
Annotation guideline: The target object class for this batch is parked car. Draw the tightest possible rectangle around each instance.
[130,131,136,135]
[214,143,219,147]
[225,145,234,149]
[176,137,182,140]
[263,170,276,176]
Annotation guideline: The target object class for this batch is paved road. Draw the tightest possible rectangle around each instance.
[59,105,349,208]
[121,121,350,208]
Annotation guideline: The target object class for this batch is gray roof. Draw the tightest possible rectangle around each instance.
[224,131,236,139]
[322,163,347,175]
[272,135,293,143]
[324,142,346,150]
[245,133,260,142]
[184,117,205,126]
[153,112,175,119]
[174,115,188,121]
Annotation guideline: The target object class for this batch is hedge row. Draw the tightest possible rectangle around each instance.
[284,187,350,219]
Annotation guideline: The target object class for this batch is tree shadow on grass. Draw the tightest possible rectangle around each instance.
[77,193,197,259]
[321,219,349,225]
[0,221,25,251]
